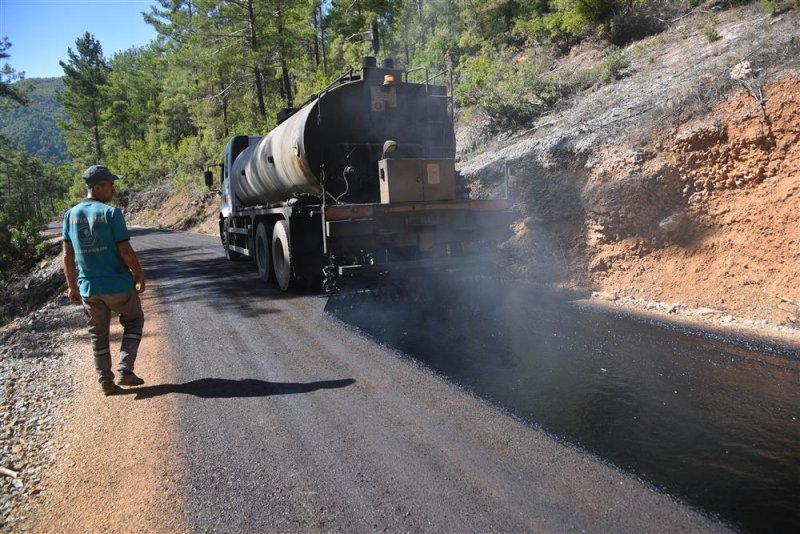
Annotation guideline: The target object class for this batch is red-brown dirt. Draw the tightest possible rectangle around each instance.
[508,77,799,328]
[594,79,799,324]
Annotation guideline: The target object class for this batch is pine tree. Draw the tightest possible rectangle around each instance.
[58,32,110,164]
[0,38,28,109]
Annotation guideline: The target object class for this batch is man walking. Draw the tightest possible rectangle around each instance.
[62,165,146,396]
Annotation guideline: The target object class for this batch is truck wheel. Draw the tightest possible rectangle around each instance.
[272,220,295,292]
[222,219,243,261]
[255,222,272,281]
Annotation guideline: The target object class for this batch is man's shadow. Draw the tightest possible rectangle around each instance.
[120,378,355,400]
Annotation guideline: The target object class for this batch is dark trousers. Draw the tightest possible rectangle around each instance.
[82,290,145,383]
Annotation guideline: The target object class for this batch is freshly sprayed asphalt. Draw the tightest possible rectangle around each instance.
[122,227,730,532]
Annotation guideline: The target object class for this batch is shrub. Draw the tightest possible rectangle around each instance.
[511,0,670,48]
[759,0,779,13]
[456,47,559,132]
[607,4,667,45]
[0,213,43,283]
[703,22,721,42]
[456,43,630,133]
[599,48,630,83]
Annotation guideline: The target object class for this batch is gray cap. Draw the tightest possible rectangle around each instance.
[83,165,120,185]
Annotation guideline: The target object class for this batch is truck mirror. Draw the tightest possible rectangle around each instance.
[204,170,213,188]
[381,140,398,159]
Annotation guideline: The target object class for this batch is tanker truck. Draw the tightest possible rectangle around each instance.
[204,57,512,293]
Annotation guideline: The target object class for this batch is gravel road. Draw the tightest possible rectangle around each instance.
[8,228,731,532]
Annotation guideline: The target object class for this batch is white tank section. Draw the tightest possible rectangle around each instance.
[231,102,320,205]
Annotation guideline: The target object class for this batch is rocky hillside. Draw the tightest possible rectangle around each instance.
[126,3,799,331]
[122,184,219,236]
[459,3,800,327]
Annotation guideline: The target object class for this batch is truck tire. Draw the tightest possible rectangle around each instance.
[255,222,272,281]
[222,218,243,261]
[272,220,295,292]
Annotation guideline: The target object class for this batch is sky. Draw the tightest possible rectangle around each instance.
[0,0,158,79]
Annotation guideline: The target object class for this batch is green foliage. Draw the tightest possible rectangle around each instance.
[61,173,89,208]
[606,1,667,45]
[108,137,173,190]
[0,38,28,108]
[9,218,40,256]
[457,0,527,44]
[457,46,558,131]
[0,78,68,162]
[544,1,593,43]
[0,150,65,284]
[510,1,665,48]
[102,47,165,153]
[512,13,549,45]
[0,213,44,283]
[759,0,779,13]
[1,47,69,274]
[598,48,630,83]
[701,16,721,42]
[455,40,630,131]
[58,32,111,164]
[0,138,70,224]
[172,134,218,189]
[325,0,396,50]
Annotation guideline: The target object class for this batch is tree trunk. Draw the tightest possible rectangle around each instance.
[91,101,102,163]
[276,0,293,109]
[246,0,267,119]
[220,73,229,138]
[319,4,327,76]
[281,62,292,109]
[253,65,267,119]
[313,7,320,69]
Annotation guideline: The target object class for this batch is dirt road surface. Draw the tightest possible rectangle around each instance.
[29,228,728,532]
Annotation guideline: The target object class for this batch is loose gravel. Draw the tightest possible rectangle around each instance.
[0,297,84,532]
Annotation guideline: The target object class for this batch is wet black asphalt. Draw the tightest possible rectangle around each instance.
[129,227,798,532]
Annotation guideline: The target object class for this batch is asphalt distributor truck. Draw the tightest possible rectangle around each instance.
[205,57,512,296]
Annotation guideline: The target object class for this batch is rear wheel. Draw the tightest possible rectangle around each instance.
[222,218,243,261]
[255,222,272,281]
[272,220,296,292]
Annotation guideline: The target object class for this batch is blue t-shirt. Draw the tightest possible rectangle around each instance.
[62,199,134,297]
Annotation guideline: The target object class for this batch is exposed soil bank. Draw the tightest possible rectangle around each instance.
[460,6,800,330]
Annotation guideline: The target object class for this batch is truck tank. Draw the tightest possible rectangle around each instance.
[229,59,455,207]
[231,102,322,206]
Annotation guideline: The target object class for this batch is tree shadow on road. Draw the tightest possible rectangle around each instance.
[121,377,355,400]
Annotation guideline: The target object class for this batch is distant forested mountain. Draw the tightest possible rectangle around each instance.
[0,77,68,162]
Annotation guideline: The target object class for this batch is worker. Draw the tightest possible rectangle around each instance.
[62,165,146,396]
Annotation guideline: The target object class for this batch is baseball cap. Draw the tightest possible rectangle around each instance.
[82,165,121,185]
